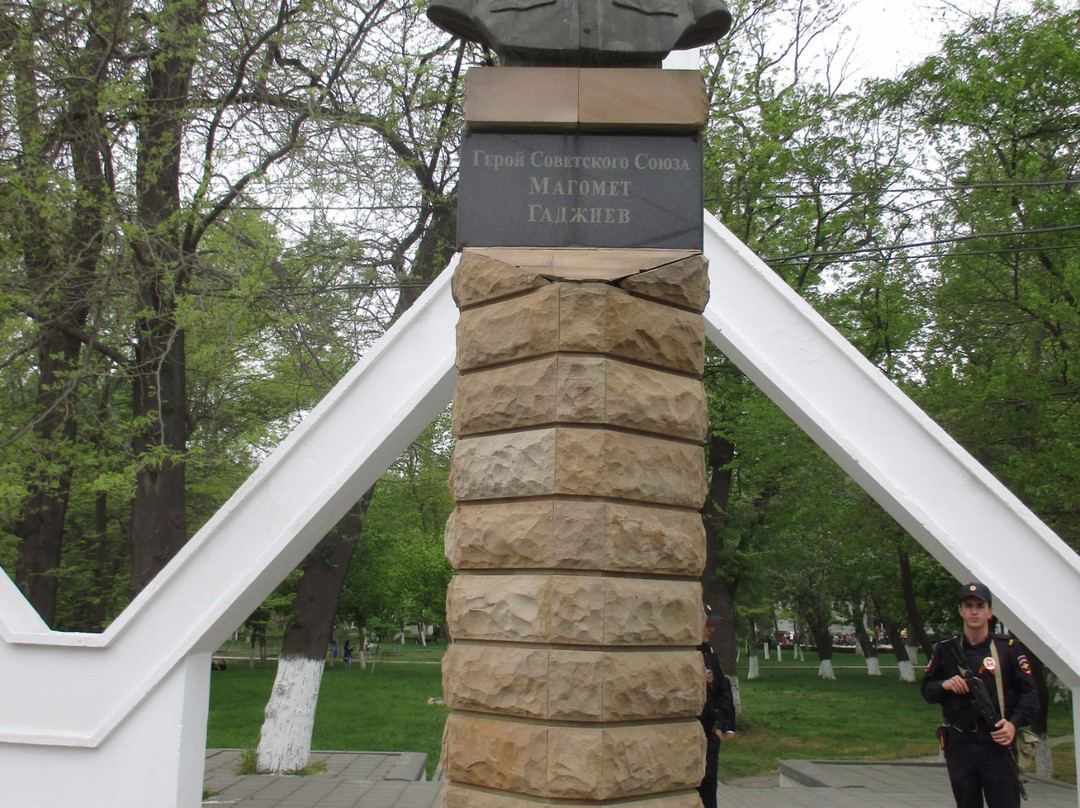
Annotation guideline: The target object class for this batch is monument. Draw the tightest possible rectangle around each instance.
[431,5,731,807]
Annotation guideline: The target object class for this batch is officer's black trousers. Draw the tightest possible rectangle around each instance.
[697,733,720,808]
[945,739,1021,808]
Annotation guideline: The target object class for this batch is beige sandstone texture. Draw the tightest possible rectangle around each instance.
[456,283,705,375]
[444,247,710,807]
[446,575,701,646]
[450,427,705,507]
[445,499,705,574]
[442,645,703,721]
[453,355,707,440]
[443,713,705,798]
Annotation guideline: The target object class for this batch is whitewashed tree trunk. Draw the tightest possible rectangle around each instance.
[865,656,881,676]
[776,644,782,662]
[906,644,921,666]
[1035,732,1052,777]
[748,654,760,680]
[256,656,325,773]
[730,675,742,715]
[898,659,915,682]
[763,642,770,660]
[818,658,836,680]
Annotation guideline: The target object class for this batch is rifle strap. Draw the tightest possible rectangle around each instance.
[991,639,1006,719]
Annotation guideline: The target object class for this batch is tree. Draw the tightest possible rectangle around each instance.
[252,13,467,768]
[872,3,1080,774]
[698,0,915,687]
[2,0,448,626]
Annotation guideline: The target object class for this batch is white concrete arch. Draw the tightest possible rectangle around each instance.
[2,215,1079,806]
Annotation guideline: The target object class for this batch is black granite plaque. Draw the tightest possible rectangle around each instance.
[458,132,703,249]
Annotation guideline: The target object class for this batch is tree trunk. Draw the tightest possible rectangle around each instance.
[746,618,760,680]
[255,657,326,773]
[896,542,934,659]
[10,9,108,625]
[876,607,915,682]
[700,433,739,675]
[128,0,208,596]
[802,589,835,680]
[849,599,880,675]
[256,498,368,773]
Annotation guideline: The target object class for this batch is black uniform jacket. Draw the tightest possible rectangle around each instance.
[698,642,736,735]
[921,633,1039,736]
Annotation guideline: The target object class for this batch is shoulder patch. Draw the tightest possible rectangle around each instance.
[1017,654,1032,675]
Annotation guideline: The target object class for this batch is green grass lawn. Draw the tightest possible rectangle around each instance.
[207,658,448,777]
[206,649,1074,782]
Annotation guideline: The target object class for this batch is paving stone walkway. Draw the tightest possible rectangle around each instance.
[203,750,1079,808]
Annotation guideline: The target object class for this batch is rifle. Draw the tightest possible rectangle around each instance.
[948,639,1027,801]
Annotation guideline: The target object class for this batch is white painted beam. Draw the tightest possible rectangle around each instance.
[0,259,459,805]
[701,211,1080,688]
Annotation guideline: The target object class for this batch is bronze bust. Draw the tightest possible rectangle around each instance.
[427,0,732,68]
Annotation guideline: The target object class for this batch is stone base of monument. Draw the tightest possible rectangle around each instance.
[442,248,710,805]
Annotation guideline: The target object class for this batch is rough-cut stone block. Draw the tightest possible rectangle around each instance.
[555,429,706,508]
[445,501,560,570]
[548,576,606,644]
[441,647,702,722]
[559,284,705,375]
[603,579,701,645]
[546,649,604,720]
[456,284,560,370]
[451,428,705,507]
[553,356,606,423]
[619,255,710,312]
[446,575,551,644]
[443,714,548,794]
[446,500,704,575]
[446,575,701,645]
[442,645,550,718]
[549,499,607,569]
[602,361,707,441]
[453,250,552,308]
[454,357,705,441]
[453,358,559,435]
[604,502,706,575]
[450,429,556,501]
[601,722,706,797]
[601,650,704,720]
[547,727,604,796]
[456,278,705,374]
[442,715,705,798]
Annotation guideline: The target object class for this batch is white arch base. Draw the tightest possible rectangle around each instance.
[0,653,210,808]
[1,215,1079,806]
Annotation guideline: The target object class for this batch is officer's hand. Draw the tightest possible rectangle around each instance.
[991,719,1016,747]
[942,675,970,695]
[724,731,736,741]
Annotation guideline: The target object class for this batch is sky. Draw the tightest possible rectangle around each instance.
[842,0,1026,80]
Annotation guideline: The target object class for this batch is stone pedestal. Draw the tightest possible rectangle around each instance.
[443,247,710,807]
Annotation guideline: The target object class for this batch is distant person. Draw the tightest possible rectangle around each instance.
[922,582,1038,808]
[331,640,339,667]
[697,605,735,808]
[343,640,353,670]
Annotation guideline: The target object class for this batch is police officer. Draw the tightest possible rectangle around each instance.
[697,606,735,808]
[921,582,1039,808]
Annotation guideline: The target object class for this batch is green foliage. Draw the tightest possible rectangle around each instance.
[340,413,455,635]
